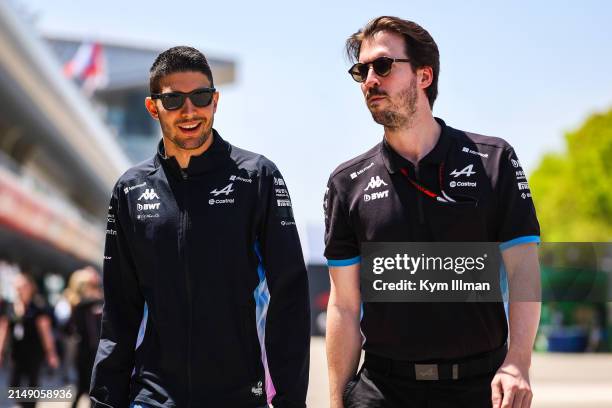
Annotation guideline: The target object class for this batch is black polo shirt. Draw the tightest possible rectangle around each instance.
[324,118,540,361]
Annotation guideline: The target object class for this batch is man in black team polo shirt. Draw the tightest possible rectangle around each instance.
[324,17,541,408]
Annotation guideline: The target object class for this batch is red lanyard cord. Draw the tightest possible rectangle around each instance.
[399,163,454,203]
[400,168,438,198]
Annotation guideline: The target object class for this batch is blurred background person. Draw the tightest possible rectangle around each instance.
[63,267,103,408]
[0,273,59,408]
[54,280,75,386]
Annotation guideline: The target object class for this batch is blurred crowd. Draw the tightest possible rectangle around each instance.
[0,262,103,407]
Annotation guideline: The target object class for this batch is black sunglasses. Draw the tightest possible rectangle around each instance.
[348,57,411,83]
[151,87,216,110]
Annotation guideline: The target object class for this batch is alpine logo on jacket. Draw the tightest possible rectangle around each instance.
[450,164,476,178]
[210,183,234,196]
[209,183,235,205]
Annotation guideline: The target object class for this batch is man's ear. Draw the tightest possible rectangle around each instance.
[212,91,219,114]
[418,66,434,90]
[145,97,159,120]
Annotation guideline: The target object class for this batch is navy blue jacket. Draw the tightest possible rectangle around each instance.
[91,130,310,407]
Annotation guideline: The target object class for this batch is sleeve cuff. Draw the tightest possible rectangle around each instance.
[499,235,540,251]
[327,256,361,267]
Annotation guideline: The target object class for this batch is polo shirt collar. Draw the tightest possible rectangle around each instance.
[381,117,452,174]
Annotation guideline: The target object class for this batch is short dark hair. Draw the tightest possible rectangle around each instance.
[149,46,214,93]
[346,16,440,108]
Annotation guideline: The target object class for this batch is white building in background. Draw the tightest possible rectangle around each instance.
[0,1,235,282]
[45,35,236,163]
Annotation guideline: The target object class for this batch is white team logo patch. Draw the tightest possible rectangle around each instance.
[137,203,161,211]
[210,183,234,196]
[450,164,476,178]
[350,162,375,180]
[209,183,235,205]
[364,176,388,191]
[449,181,477,188]
[138,189,159,201]
[364,190,389,201]
[135,188,162,215]
[462,147,489,158]
[124,182,147,195]
[229,175,252,183]
[251,381,263,396]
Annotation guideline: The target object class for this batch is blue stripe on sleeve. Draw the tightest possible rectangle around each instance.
[327,256,361,267]
[499,235,540,251]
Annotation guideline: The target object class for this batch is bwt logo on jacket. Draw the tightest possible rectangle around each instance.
[138,189,160,201]
[137,203,161,211]
[364,190,389,202]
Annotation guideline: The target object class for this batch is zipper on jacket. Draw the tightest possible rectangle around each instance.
[181,171,193,407]
[414,165,425,224]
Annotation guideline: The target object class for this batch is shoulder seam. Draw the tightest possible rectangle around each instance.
[460,131,511,150]
[330,149,380,179]
[116,159,159,187]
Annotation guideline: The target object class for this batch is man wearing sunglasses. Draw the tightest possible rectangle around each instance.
[90,46,310,408]
[324,16,541,408]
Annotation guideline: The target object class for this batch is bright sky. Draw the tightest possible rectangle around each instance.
[20,0,612,258]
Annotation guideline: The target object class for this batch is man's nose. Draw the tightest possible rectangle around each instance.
[363,66,381,90]
[180,96,197,115]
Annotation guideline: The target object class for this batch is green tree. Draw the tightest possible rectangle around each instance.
[530,109,612,241]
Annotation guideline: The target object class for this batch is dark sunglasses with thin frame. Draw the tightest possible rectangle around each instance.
[151,87,216,110]
[348,56,411,83]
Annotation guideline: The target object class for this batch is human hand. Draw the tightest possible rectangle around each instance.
[46,352,60,369]
[491,358,532,408]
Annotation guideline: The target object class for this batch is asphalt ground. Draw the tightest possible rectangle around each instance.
[307,337,612,408]
[2,337,611,407]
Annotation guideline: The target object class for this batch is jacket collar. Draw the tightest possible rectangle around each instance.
[155,128,231,178]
